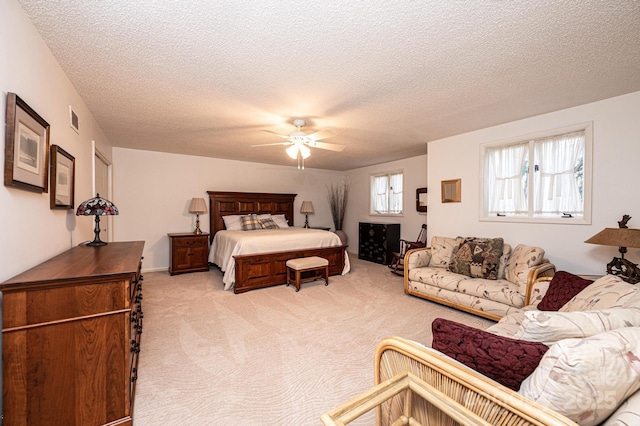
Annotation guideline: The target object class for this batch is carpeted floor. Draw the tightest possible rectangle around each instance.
[133,257,492,425]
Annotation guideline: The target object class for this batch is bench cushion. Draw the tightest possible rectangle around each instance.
[286,256,328,270]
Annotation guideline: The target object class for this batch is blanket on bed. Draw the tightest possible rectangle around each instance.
[210,228,350,290]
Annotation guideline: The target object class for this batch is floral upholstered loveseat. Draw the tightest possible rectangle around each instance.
[404,236,556,321]
[428,272,640,426]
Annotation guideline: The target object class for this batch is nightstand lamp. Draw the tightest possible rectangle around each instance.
[300,201,314,228]
[76,193,119,246]
[585,214,640,284]
[189,197,208,234]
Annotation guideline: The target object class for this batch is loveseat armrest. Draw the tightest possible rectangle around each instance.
[404,246,432,271]
[374,336,577,426]
[524,262,556,306]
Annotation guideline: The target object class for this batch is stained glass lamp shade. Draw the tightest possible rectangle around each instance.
[76,193,119,246]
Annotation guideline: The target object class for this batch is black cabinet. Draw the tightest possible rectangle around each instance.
[358,222,400,265]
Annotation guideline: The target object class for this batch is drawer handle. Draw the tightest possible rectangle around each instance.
[131,367,138,382]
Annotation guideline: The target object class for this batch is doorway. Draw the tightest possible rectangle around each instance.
[93,146,113,242]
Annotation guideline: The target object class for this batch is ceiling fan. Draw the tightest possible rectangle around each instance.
[252,119,345,169]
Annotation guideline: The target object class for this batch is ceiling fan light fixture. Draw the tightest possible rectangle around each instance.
[300,145,311,159]
[286,145,298,159]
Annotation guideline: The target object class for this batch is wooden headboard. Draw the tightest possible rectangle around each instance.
[207,191,297,241]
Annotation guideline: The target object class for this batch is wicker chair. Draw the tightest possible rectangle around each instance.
[321,336,577,426]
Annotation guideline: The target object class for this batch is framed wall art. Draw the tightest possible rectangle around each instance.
[50,145,75,209]
[4,92,50,193]
[441,179,461,203]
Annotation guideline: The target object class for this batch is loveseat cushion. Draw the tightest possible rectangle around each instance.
[512,308,640,345]
[537,271,593,311]
[448,237,504,280]
[560,274,639,312]
[431,318,549,391]
[428,236,462,268]
[505,244,545,292]
[520,327,640,426]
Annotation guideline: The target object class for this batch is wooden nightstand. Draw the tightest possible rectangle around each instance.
[168,233,210,275]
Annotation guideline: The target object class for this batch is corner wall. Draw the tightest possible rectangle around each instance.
[0,0,113,281]
[427,91,640,275]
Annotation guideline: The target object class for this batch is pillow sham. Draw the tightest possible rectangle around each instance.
[519,327,640,426]
[513,308,640,345]
[222,215,243,231]
[240,214,262,230]
[431,318,549,391]
[271,214,289,228]
[259,217,280,229]
[537,271,593,311]
[448,237,504,280]
[505,244,545,288]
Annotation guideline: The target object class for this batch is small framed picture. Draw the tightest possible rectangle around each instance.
[4,93,50,193]
[69,106,79,133]
[441,179,461,203]
[50,145,75,209]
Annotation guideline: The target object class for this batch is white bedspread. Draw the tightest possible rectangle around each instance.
[209,228,350,290]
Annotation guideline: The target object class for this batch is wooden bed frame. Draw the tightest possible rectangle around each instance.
[207,191,347,294]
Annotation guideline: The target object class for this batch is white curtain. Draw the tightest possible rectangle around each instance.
[372,175,388,213]
[533,131,584,214]
[389,173,403,214]
[485,142,528,214]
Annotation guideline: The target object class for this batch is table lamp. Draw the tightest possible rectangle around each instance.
[300,201,314,228]
[189,197,208,234]
[76,193,119,246]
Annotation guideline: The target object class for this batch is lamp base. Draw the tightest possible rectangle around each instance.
[193,213,203,234]
[86,215,107,246]
[606,256,640,284]
[304,214,310,228]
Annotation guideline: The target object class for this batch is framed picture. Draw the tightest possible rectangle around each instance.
[416,187,428,212]
[50,145,75,209]
[4,93,50,193]
[441,179,461,203]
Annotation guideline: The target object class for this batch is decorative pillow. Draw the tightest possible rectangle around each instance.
[222,215,243,231]
[271,214,289,228]
[537,271,593,311]
[513,308,640,345]
[602,385,640,425]
[505,244,545,288]
[240,214,262,230]
[431,318,549,391]
[447,237,504,280]
[259,217,280,229]
[519,327,640,426]
[428,236,463,268]
[560,274,639,312]
[497,243,512,280]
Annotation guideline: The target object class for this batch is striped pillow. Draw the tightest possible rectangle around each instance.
[240,214,262,230]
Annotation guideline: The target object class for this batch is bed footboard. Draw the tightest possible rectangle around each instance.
[233,245,346,294]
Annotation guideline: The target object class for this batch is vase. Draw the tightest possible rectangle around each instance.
[334,229,348,246]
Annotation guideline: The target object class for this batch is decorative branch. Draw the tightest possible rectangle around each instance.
[327,181,349,231]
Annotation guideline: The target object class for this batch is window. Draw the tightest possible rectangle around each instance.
[371,171,403,215]
[480,123,592,224]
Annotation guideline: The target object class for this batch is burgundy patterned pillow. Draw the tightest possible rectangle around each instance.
[537,271,593,311]
[431,318,549,391]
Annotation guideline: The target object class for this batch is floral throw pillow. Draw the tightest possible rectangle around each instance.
[428,236,463,268]
[447,237,504,280]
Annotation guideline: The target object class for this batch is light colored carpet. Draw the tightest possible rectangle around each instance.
[133,257,492,425]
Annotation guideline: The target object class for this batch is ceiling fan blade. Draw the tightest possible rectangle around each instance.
[261,129,290,139]
[251,142,291,147]
[307,128,336,141]
[308,141,345,152]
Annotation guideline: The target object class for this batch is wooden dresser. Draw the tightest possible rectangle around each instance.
[358,222,400,265]
[0,241,145,426]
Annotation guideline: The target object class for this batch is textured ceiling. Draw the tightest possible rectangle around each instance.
[18,0,640,171]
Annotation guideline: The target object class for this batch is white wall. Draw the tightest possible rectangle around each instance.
[0,0,113,281]
[427,91,640,275]
[112,148,348,270]
[344,154,428,250]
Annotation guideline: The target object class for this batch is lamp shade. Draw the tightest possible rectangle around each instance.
[188,197,208,214]
[585,228,640,249]
[76,193,119,216]
[300,201,314,214]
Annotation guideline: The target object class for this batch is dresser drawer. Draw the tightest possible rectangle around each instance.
[172,236,207,248]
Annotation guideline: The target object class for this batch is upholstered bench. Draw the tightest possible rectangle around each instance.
[286,256,329,292]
